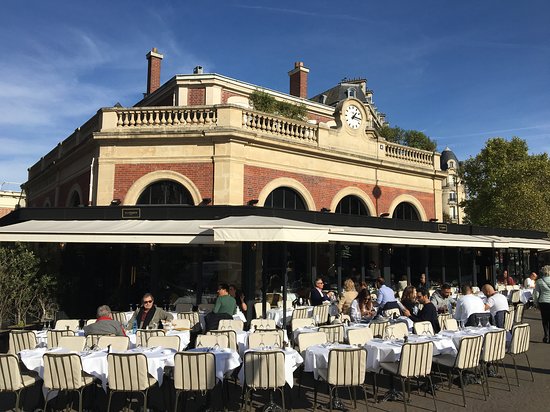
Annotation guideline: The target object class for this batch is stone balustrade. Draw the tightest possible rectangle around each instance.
[115,107,217,127]
[385,141,435,166]
[242,110,318,143]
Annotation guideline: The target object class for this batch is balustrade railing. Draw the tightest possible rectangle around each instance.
[116,107,217,127]
[385,142,434,166]
[242,110,318,143]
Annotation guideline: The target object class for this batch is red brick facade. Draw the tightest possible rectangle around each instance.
[58,171,90,206]
[187,88,206,105]
[222,90,246,104]
[114,163,214,203]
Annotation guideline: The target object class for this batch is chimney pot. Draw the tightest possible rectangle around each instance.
[288,61,309,99]
[193,66,203,74]
[146,48,164,95]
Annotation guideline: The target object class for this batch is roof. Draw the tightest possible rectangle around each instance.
[440,147,460,171]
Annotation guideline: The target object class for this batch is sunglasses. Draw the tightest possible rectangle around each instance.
[143,300,153,304]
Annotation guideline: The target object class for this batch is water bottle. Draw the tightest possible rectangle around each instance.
[132,320,137,334]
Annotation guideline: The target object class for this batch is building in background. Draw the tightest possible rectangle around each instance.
[0,182,24,218]
[440,147,466,224]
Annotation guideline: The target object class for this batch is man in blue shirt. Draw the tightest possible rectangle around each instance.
[375,277,400,311]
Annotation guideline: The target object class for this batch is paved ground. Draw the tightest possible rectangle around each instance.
[2,308,549,411]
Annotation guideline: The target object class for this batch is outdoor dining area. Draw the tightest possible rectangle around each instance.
[1,281,543,412]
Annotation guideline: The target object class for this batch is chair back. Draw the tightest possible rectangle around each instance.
[84,319,96,326]
[177,312,201,331]
[496,284,506,292]
[207,329,237,351]
[112,312,127,324]
[198,303,215,313]
[437,313,452,329]
[47,330,75,349]
[292,306,309,320]
[254,302,270,318]
[482,329,506,363]
[85,334,107,349]
[465,312,492,327]
[196,334,229,349]
[54,319,80,332]
[319,324,345,343]
[369,320,389,338]
[442,318,458,331]
[9,330,36,354]
[509,323,530,355]
[347,327,373,346]
[136,329,165,347]
[0,354,26,390]
[397,341,433,378]
[291,318,316,331]
[218,319,244,331]
[455,334,483,369]
[250,318,276,330]
[514,303,525,324]
[170,319,191,330]
[248,331,282,349]
[43,353,86,390]
[58,336,86,352]
[327,347,367,386]
[510,290,521,304]
[175,303,193,313]
[107,353,155,391]
[244,350,286,389]
[147,335,180,351]
[312,304,330,325]
[97,336,129,351]
[413,321,434,335]
[174,352,216,391]
[383,308,401,318]
[297,331,327,356]
[383,322,409,340]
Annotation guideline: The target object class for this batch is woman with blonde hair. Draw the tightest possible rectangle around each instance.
[534,265,550,343]
[338,278,358,315]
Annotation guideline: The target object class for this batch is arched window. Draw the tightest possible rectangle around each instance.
[392,202,420,220]
[264,187,306,210]
[335,195,369,216]
[137,180,194,205]
[69,191,81,207]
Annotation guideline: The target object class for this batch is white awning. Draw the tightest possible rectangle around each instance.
[481,235,550,251]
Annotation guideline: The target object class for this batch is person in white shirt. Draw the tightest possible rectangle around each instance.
[524,272,537,289]
[481,284,509,328]
[453,285,485,326]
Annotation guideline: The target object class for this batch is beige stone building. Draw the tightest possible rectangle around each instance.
[0,183,24,218]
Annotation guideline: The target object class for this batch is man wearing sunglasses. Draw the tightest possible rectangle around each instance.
[127,292,173,330]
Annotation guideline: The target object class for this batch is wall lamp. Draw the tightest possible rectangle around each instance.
[379,212,390,218]
[321,207,331,213]
[110,198,121,206]
[247,199,259,206]
[200,198,212,206]
[429,218,439,222]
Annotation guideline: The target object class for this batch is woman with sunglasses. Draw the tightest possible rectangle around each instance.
[127,292,174,330]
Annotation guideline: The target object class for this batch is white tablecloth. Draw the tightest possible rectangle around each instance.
[187,347,242,382]
[127,330,190,350]
[236,330,290,355]
[303,343,357,379]
[438,326,508,348]
[238,348,303,388]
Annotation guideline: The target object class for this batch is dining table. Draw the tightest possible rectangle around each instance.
[303,343,357,379]
[186,346,242,382]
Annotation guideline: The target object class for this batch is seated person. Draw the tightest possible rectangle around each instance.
[405,288,440,333]
[400,285,418,315]
[127,293,173,330]
[453,285,485,326]
[482,284,509,328]
[229,284,247,314]
[375,277,400,311]
[310,277,334,306]
[338,278,358,315]
[84,305,126,336]
[350,288,376,322]
[205,283,237,331]
[524,272,537,289]
[430,283,456,313]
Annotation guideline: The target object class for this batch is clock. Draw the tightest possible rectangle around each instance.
[344,104,362,129]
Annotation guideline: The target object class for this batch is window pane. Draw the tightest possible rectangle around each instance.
[137,180,194,205]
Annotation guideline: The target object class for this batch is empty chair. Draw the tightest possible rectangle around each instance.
[369,320,389,338]
[107,353,157,412]
[9,330,37,354]
[207,329,238,352]
[174,351,219,412]
[112,312,127,324]
[383,322,409,340]
[170,318,191,330]
[297,331,328,392]
[54,319,81,331]
[348,327,373,346]
[84,319,96,326]
[254,301,271,318]
[481,329,510,393]
[432,334,484,406]
[250,318,276,330]
[136,329,165,347]
[177,312,201,331]
[58,336,86,352]
[196,334,229,349]
[292,306,310,320]
[437,313,452,330]
[175,303,193,313]
[378,341,437,412]
[312,304,330,325]
[291,317,316,332]
[97,336,130,351]
[442,318,458,331]
[510,290,521,304]
[319,324,345,344]
[47,330,75,349]
[218,319,244,331]
[242,350,286,411]
[43,353,95,412]
[0,354,41,411]
[248,331,283,349]
[507,323,534,385]
[514,303,525,324]
[147,335,181,351]
[413,321,434,336]
[313,347,369,412]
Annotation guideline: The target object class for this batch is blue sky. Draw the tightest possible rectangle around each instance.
[1,0,549,187]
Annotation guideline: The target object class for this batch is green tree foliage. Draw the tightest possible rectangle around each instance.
[379,125,437,151]
[249,90,307,121]
[461,137,550,233]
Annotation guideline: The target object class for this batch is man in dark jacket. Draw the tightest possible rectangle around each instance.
[406,288,440,333]
[84,305,126,336]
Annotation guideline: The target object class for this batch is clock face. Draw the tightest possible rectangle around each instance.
[344,105,362,129]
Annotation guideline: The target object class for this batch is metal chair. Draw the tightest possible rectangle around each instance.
[514,303,525,324]
[254,301,271,318]
[218,319,244,331]
[313,304,331,325]
[58,336,86,352]
[319,324,345,344]
[0,353,41,412]
[8,330,37,354]
[170,318,191,330]
[413,321,434,335]
[378,341,437,412]
[84,319,96,326]
[97,336,130,351]
[368,320,389,338]
[383,322,409,340]
[442,318,458,331]
[54,319,81,331]
[112,312,127,324]
[43,353,95,412]
[85,333,108,349]
[313,347,369,412]
[250,318,276,330]
[507,323,534,385]
[47,329,75,349]
[207,329,238,352]
[504,308,515,331]
[292,306,310,320]
[437,313,452,330]
[106,353,157,412]
[348,327,373,346]
[147,335,181,351]
[196,334,229,349]
[136,329,165,347]
[481,329,510,394]
[248,331,283,349]
[242,350,286,411]
[174,351,220,412]
[297,331,327,393]
[177,311,201,331]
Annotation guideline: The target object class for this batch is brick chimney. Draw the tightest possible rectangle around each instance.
[288,61,309,98]
[146,48,163,95]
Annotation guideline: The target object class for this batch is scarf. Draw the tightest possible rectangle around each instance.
[136,305,157,329]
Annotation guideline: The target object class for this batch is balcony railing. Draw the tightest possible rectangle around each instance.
[242,110,318,143]
[385,142,434,166]
[116,107,217,127]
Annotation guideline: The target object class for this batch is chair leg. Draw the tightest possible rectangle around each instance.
[400,377,408,412]
[362,384,370,411]
[457,370,466,407]
[78,388,83,412]
[477,366,487,401]
[43,390,51,412]
[501,360,510,391]
[174,390,180,412]
[511,356,520,386]
[372,373,378,402]
[107,391,113,412]
[525,353,534,382]
[427,375,438,412]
